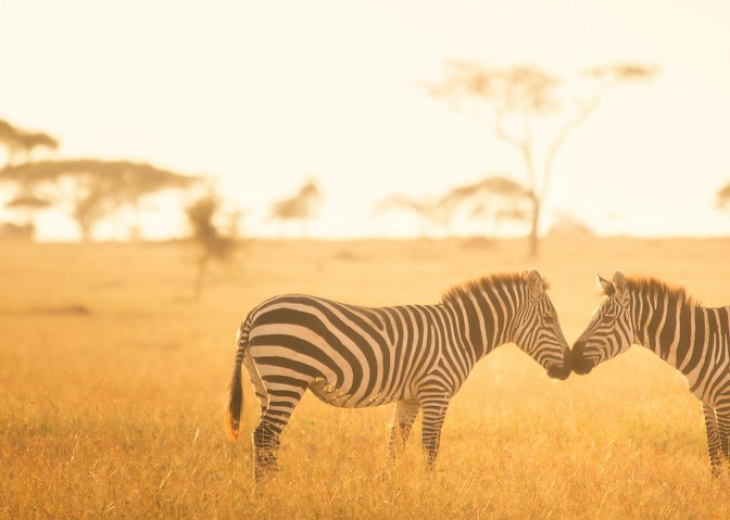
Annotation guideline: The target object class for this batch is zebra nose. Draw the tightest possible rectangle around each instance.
[562,345,573,372]
[571,341,593,375]
[572,340,585,356]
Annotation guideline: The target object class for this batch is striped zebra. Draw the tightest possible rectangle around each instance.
[226,270,572,481]
[572,271,730,473]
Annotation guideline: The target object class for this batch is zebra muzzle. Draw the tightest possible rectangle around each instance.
[545,346,572,380]
[547,363,571,380]
[571,341,594,375]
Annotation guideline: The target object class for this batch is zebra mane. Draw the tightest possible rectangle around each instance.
[625,277,700,307]
[441,271,548,305]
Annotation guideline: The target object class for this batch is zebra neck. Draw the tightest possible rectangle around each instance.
[631,294,716,370]
[444,289,517,359]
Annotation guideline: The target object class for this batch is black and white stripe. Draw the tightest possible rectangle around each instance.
[226,270,571,481]
[573,271,730,473]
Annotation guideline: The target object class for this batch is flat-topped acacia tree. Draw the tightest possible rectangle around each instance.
[0,159,201,240]
[0,117,58,166]
[425,62,657,257]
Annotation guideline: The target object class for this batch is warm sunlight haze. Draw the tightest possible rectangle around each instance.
[2,2,730,519]
[1,0,729,240]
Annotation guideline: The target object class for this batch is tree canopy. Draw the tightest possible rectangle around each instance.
[425,61,657,256]
[186,194,238,299]
[269,179,323,233]
[0,159,201,240]
[377,174,533,237]
[0,117,58,165]
[716,182,730,210]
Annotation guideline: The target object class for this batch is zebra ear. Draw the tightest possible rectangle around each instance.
[613,271,627,291]
[527,270,543,300]
[613,271,629,303]
[597,274,615,296]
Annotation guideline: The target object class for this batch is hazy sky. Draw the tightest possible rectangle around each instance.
[1,0,730,239]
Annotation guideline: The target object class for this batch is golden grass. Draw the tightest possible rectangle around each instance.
[2,237,730,519]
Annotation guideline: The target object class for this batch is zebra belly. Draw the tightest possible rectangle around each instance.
[309,377,402,408]
[684,363,730,407]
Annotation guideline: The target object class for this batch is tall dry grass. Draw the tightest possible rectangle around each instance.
[2,237,730,519]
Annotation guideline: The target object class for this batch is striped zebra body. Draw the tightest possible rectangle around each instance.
[246,297,495,409]
[227,270,571,481]
[572,272,730,473]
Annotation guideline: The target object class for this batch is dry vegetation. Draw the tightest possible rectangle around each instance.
[2,236,730,519]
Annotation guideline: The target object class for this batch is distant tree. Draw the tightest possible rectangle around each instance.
[2,194,52,240]
[0,159,200,240]
[186,194,238,300]
[376,174,532,238]
[546,212,595,238]
[425,61,658,257]
[438,174,533,237]
[716,181,730,211]
[0,118,58,166]
[269,178,323,236]
[374,194,444,237]
[0,222,34,240]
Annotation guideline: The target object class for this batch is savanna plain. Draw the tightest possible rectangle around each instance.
[2,236,730,519]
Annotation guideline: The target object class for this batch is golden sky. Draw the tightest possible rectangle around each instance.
[1,0,729,239]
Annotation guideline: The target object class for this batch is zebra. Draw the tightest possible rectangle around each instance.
[572,271,730,474]
[226,270,572,481]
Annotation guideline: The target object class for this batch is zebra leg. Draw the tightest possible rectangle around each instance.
[418,392,451,469]
[388,400,419,456]
[243,350,268,416]
[702,403,722,475]
[716,400,730,465]
[252,416,281,482]
[252,377,308,483]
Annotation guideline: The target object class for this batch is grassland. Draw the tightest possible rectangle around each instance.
[2,236,730,519]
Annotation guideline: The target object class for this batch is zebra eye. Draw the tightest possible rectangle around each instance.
[601,314,615,324]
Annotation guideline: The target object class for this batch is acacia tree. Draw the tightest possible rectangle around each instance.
[0,159,200,240]
[374,194,444,238]
[0,118,58,166]
[425,62,657,257]
[269,178,323,236]
[3,194,52,239]
[186,194,238,300]
[716,180,730,236]
[376,174,532,238]
[717,182,730,211]
[438,175,533,237]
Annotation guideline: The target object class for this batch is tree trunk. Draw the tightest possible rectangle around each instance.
[528,196,541,259]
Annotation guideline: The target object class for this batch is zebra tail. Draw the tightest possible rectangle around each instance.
[225,319,250,441]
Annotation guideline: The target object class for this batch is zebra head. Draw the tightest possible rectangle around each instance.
[512,270,572,380]
[572,271,635,375]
